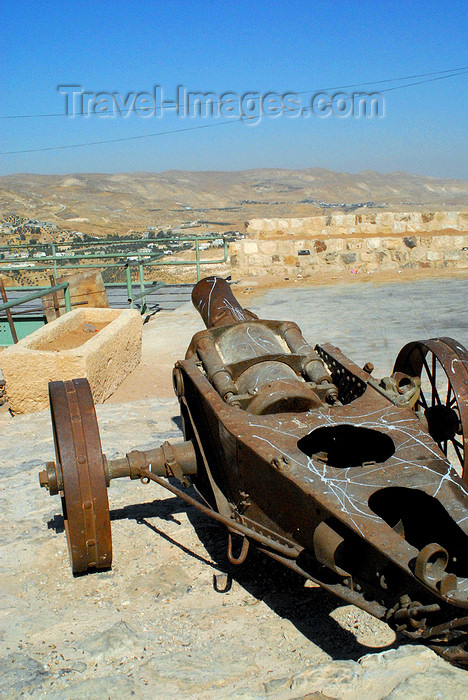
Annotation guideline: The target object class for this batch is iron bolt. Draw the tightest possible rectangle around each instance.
[39,469,49,490]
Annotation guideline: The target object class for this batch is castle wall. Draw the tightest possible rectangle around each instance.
[231,212,468,277]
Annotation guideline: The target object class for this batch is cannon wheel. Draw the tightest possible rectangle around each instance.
[49,378,112,573]
[394,337,468,481]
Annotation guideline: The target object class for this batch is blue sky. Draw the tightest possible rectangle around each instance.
[1,0,467,178]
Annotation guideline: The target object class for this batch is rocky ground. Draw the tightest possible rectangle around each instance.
[2,398,468,699]
[1,276,467,698]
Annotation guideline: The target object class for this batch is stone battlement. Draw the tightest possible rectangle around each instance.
[231,231,468,278]
[246,211,468,239]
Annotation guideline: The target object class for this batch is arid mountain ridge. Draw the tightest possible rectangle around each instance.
[1,169,467,237]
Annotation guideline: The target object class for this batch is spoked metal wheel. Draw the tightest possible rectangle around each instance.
[49,378,112,573]
[394,337,468,482]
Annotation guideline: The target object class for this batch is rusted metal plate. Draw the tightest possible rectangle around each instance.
[184,277,468,665]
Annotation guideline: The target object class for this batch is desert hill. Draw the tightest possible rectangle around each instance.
[1,168,467,237]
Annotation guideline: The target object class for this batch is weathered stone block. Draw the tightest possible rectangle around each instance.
[366,237,382,251]
[297,257,317,268]
[244,241,258,254]
[249,254,271,267]
[404,236,418,249]
[258,240,278,255]
[431,235,454,249]
[325,239,345,252]
[409,247,427,262]
[380,260,400,271]
[314,240,327,253]
[362,262,378,273]
[0,308,143,414]
[277,240,294,255]
[391,249,409,263]
[361,250,377,262]
[422,212,435,223]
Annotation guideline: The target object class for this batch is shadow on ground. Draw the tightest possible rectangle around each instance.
[49,488,404,662]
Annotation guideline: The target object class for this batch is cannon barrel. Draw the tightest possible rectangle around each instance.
[192,276,257,328]
[189,276,339,410]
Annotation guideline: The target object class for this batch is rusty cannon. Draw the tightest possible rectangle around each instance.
[39,276,468,666]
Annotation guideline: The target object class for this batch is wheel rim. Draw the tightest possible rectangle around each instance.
[49,378,112,573]
[394,337,468,482]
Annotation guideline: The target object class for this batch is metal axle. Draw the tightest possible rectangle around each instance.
[39,439,197,494]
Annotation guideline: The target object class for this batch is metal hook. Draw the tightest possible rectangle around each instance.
[227,532,250,565]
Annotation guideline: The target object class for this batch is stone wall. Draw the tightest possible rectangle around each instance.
[230,233,468,278]
[246,211,468,238]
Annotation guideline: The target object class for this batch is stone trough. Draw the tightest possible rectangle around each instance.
[0,307,143,413]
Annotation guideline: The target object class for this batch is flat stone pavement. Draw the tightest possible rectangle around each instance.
[250,276,467,379]
[0,275,467,698]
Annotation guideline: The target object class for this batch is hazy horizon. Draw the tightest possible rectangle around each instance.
[2,166,468,182]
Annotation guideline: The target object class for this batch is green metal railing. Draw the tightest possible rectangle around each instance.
[0,234,229,278]
[0,282,71,345]
[0,282,71,314]
[0,234,230,308]
[0,234,232,342]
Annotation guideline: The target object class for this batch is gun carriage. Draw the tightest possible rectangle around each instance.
[39,277,468,666]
